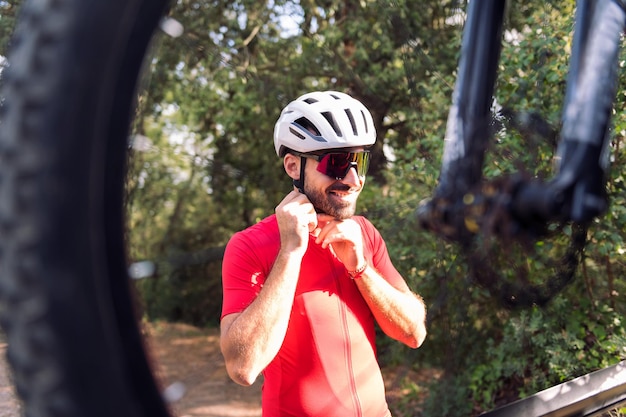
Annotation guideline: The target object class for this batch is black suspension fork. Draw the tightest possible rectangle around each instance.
[417,0,507,239]
[511,0,625,225]
[419,0,625,239]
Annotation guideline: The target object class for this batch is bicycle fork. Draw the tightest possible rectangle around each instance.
[513,0,626,225]
[418,0,626,240]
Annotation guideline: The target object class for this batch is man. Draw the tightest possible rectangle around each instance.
[220,91,427,417]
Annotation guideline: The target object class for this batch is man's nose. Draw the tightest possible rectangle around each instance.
[341,164,362,186]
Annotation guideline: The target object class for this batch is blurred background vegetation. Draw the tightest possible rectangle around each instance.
[1,0,625,415]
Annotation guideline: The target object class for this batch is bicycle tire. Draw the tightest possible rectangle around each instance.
[0,0,172,416]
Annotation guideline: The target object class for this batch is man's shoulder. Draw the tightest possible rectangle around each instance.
[229,214,279,245]
[353,215,376,231]
[352,215,384,248]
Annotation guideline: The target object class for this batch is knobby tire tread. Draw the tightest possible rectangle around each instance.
[0,0,172,416]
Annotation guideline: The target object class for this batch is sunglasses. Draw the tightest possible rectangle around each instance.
[291,150,371,180]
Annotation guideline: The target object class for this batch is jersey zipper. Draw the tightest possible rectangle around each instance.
[329,250,363,417]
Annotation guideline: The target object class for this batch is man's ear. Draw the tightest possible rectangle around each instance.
[283,154,301,180]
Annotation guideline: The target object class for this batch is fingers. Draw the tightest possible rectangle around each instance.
[275,191,318,249]
[316,213,336,223]
[277,191,313,216]
[314,217,364,271]
[314,216,359,247]
[314,215,338,245]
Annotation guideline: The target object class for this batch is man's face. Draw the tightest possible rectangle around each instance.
[303,158,365,220]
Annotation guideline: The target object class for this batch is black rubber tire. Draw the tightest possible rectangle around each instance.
[0,0,172,416]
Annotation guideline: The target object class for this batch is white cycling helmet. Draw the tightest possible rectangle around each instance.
[273,91,376,156]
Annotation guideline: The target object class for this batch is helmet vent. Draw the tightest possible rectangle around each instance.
[303,98,318,104]
[321,111,342,137]
[344,109,357,135]
[294,117,321,136]
[289,127,306,140]
[360,110,369,133]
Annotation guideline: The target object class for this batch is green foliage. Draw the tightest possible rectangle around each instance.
[2,0,625,415]
[127,1,626,414]
[128,0,471,326]
[422,375,474,417]
[363,2,626,416]
[467,298,626,410]
[0,0,21,54]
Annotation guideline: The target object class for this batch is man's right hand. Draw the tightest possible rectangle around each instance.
[275,190,318,254]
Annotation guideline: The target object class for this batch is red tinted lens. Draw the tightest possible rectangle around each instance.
[316,152,370,179]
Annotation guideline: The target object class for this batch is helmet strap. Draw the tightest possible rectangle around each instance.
[293,157,306,193]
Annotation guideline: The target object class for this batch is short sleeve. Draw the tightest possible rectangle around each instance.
[220,216,280,320]
[221,232,265,320]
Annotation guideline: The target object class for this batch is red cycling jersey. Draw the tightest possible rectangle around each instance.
[221,214,402,417]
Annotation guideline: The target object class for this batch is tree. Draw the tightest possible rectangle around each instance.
[1,1,624,414]
[128,0,471,325]
[0,1,20,53]
[126,2,625,414]
[0,0,22,79]
[372,3,626,415]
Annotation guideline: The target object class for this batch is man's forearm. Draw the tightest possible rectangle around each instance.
[354,267,427,348]
[221,250,302,385]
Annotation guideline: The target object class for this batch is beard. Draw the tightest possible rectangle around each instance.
[305,182,357,220]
